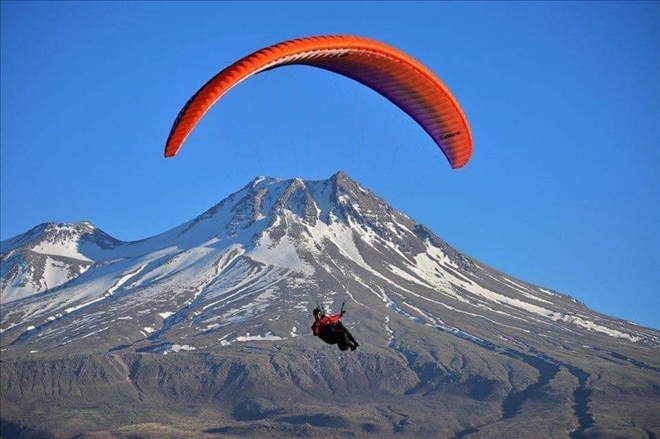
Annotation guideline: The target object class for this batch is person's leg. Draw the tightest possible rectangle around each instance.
[329,325,352,347]
[335,322,358,345]
[319,329,337,345]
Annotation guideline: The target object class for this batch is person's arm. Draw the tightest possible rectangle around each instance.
[322,314,342,325]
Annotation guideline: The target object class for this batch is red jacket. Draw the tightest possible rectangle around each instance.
[312,313,342,336]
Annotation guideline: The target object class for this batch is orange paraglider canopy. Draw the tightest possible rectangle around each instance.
[165,35,472,169]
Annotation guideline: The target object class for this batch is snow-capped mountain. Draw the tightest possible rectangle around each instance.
[1,171,658,439]
[1,171,656,349]
[1,221,122,302]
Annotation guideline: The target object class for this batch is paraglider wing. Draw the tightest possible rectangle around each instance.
[165,35,472,169]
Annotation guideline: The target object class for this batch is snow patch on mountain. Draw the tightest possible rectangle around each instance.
[250,222,314,275]
[32,240,91,262]
[235,332,284,342]
[456,273,642,341]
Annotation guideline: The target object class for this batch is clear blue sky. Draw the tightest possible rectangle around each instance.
[1,2,658,329]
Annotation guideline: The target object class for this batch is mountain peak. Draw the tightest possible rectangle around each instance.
[331,169,350,181]
[329,169,361,192]
[1,220,103,253]
[249,175,281,190]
